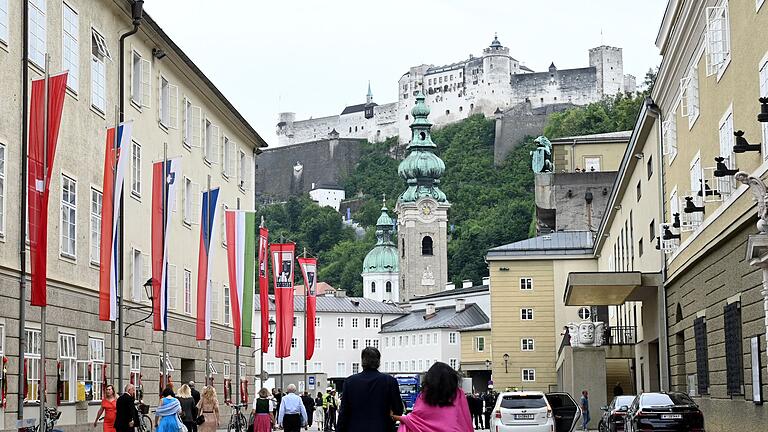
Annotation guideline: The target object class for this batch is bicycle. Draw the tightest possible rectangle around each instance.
[36,407,63,432]
[136,401,153,432]
[227,403,247,432]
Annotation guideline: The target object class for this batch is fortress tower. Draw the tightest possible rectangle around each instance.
[396,92,450,301]
[589,45,625,96]
[481,35,513,108]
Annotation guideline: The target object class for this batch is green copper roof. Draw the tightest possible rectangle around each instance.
[362,203,399,274]
[398,92,447,203]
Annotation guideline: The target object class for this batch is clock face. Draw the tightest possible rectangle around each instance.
[421,205,431,216]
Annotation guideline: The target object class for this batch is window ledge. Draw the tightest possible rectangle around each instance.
[130,100,142,113]
[182,219,192,229]
[66,87,79,100]
[0,41,9,53]
[158,122,170,133]
[182,141,191,151]
[130,191,142,202]
[59,252,77,263]
[90,105,106,119]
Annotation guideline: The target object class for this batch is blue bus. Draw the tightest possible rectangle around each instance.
[395,374,421,412]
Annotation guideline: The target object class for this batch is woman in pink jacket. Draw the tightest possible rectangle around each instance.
[392,362,474,432]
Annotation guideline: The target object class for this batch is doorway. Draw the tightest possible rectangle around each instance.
[181,359,196,385]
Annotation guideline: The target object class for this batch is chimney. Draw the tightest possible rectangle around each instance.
[335,289,347,298]
[456,298,466,312]
[462,279,473,289]
[426,303,436,315]
[445,282,455,291]
[482,277,490,287]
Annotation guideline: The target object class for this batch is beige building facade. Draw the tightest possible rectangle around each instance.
[0,1,266,430]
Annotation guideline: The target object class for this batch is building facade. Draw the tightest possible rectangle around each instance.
[0,1,266,430]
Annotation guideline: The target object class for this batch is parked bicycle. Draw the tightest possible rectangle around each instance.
[136,401,153,432]
[227,403,247,432]
[37,407,63,432]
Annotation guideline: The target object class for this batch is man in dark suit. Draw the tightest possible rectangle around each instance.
[336,347,403,432]
[114,384,140,432]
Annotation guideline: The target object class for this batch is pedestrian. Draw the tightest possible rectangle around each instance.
[114,384,140,432]
[196,386,220,432]
[277,384,308,432]
[252,388,276,432]
[322,388,332,431]
[155,387,182,432]
[613,382,624,397]
[580,390,590,431]
[314,392,324,430]
[391,362,473,432]
[336,347,403,432]
[189,382,201,419]
[273,388,283,419]
[482,387,497,430]
[301,391,316,430]
[176,384,197,432]
[467,393,482,430]
[93,384,117,432]
[324,389,339,431]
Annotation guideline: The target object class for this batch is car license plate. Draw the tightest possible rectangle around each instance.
[515,414,535,420]
[661,414,682,419]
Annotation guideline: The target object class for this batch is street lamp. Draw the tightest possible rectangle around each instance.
[502,353,510,374]
[260,318,276,386]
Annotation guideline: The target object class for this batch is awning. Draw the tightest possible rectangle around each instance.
[564,271,662,306]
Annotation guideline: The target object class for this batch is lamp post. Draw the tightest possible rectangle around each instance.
[260,319,276,387]
[502,353,509,374]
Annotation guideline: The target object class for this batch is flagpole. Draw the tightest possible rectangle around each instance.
[279,234,284,392]
[235,200,240,404]
[18,0,30,421]
[259,216,265,392]
[110,104,119,385]
[205,175,211,387]
[303,248,307,395]
[39,52,50,429]
[161,142,168,392]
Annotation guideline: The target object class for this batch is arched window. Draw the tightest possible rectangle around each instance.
[386,281,392,293]
[422,236,433,256]
[371,282,376,293]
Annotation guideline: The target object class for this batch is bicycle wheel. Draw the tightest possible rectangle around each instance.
[140,415,153,432]
[237,413,247,432]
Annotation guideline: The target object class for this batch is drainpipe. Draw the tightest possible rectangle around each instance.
[648,100,670,392]
[17,0,29,421]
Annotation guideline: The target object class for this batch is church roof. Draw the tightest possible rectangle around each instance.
[341,102,378,115]
[362,204,399,274]
[380,303,489,333]
[487,231,594,257]
[254,295,406,315]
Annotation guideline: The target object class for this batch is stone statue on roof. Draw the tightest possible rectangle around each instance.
[531,136,554,173]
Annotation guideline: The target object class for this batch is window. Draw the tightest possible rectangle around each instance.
[336,362,346,376]
[25,329,41,401]
[130,352,141,387]
[373,318,379,328]
[373,339,379,349]
[265,361,274,374]
[238,150,250,190]
[522,369,536,382]
[183,98,202,148]
[521,308,533,320]
[385,281,392,293]
[352,339,359,350]
[221,136,233,176]
[291,338,298,349]
[646,155,653,179]
[90,189,102,264]
[718,109,735,187]
[88,337,105,400]
[293,316,297,327]
[474,336,485,352]
[705,3,731,77]
[449,332,457,344]
[159,76,179,129]
[337,338,345,349]
[29,0,47,68]
[662,114,678,162]
[315,316,321,327]
[62,3,79,91]
[690,155,702,198]
[449,359,458,370]
[520,277,533,290]
[521,338,535,351]
[578,307,591,320]
[131,50,151,107]
[421,236,433,255]
[351,317,359,328]
[131,248,149,301]
[370,282,376,293]
[584,157,600,172]
[314,338,321,349]
[432,332,438,344]
[636,180,642,201]
[649,220,655,240]
[60,175,77,258]
[312,362,322,373]
[58,333,76,402]
[183,269,192,315]
[680,66,700,127]
[289,361,299,373]
[693,317,709,394]
[760,57,768,156]
[638,238,644,257]
[131,141,141,196]
[365,318,371,328]
[724,302,743,395]
[0,0,8,44]
[183,177,200,225]
[204,119,220,164]
[0,144,6,236]
[90,28,109,112]
[223,286,230,325]
[337,317,344,328]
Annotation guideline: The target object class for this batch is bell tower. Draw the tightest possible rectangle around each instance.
[396,91,450,302]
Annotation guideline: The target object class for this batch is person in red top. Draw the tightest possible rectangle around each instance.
[94,385,118,432]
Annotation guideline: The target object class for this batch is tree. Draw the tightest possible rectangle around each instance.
[543,92,647,139]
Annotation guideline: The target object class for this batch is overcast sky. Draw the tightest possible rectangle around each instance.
[146,0,667,147]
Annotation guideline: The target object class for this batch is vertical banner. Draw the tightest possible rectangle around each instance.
[151,158,181,331]
[98,122,132,321]
[271,243,295,358]
[298,258,318,360]
[28,72,68,307]
[225,211,256,347]
[258,227,269,353]
[195,188,221,340]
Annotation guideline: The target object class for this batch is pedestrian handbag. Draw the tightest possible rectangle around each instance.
[195,415,205,426]
[177,415,188,432]
[247,412,255,431]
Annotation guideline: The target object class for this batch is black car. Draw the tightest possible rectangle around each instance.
[624,392,705,432]
[598,395,635,432]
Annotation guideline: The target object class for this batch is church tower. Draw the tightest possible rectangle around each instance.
[396,91,450,301]
[361,200,399,302]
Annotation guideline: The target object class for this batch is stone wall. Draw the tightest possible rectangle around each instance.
[493,102,575,164]
[510,67,599,108]
[665,221,768,432]
[255,138,363,202]
[534,171,617,234]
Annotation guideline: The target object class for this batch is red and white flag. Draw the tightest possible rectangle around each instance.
[298,257,318,360]
[28,71,68,307]
[98,122,132,321]
[151,158,181,331]
[258,227,269,353]
[271,243,295,358]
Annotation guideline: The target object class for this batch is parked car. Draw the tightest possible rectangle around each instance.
[490,391,581,432]
[624,392,704,432]
[598,395,636,432]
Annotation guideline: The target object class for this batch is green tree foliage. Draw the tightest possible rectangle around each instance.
[317,229,376,297]
[543,92,647,139]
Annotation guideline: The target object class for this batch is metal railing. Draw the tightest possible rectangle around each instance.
[605,326,637,345]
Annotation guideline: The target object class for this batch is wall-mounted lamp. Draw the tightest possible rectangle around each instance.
[684,196,704,214]
[152,47,167,59]
[757,97,768,123]
[502,353,510,374]
[713,156,738,177]
[733,130,761,153]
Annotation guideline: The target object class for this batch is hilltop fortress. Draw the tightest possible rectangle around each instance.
[275,36,636,147]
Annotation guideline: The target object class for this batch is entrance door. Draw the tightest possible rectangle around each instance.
[181,359,196,385]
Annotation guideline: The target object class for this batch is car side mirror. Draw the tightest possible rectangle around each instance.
[619,405,629,412]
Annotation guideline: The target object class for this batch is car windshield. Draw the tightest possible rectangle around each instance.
[614,396,635,408]
[399,384,417,394]
[641,393,694,407]
[501,395,547,409]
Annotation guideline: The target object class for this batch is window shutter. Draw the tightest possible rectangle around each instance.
[693,317,709,395]
[191,181,201,225]
[191,106,202,148]
[679,77,690,117]
[210,125,221,164]
[168,264,178,310]
[242,153,252,191]
[220,203,228,246]
[705,6,729,77]
[140,58,152,108]
[129,47,136,102]
[169,84,179,129]
[141,252,151,280]
[229,141,237,179]
[724,302,743,395]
